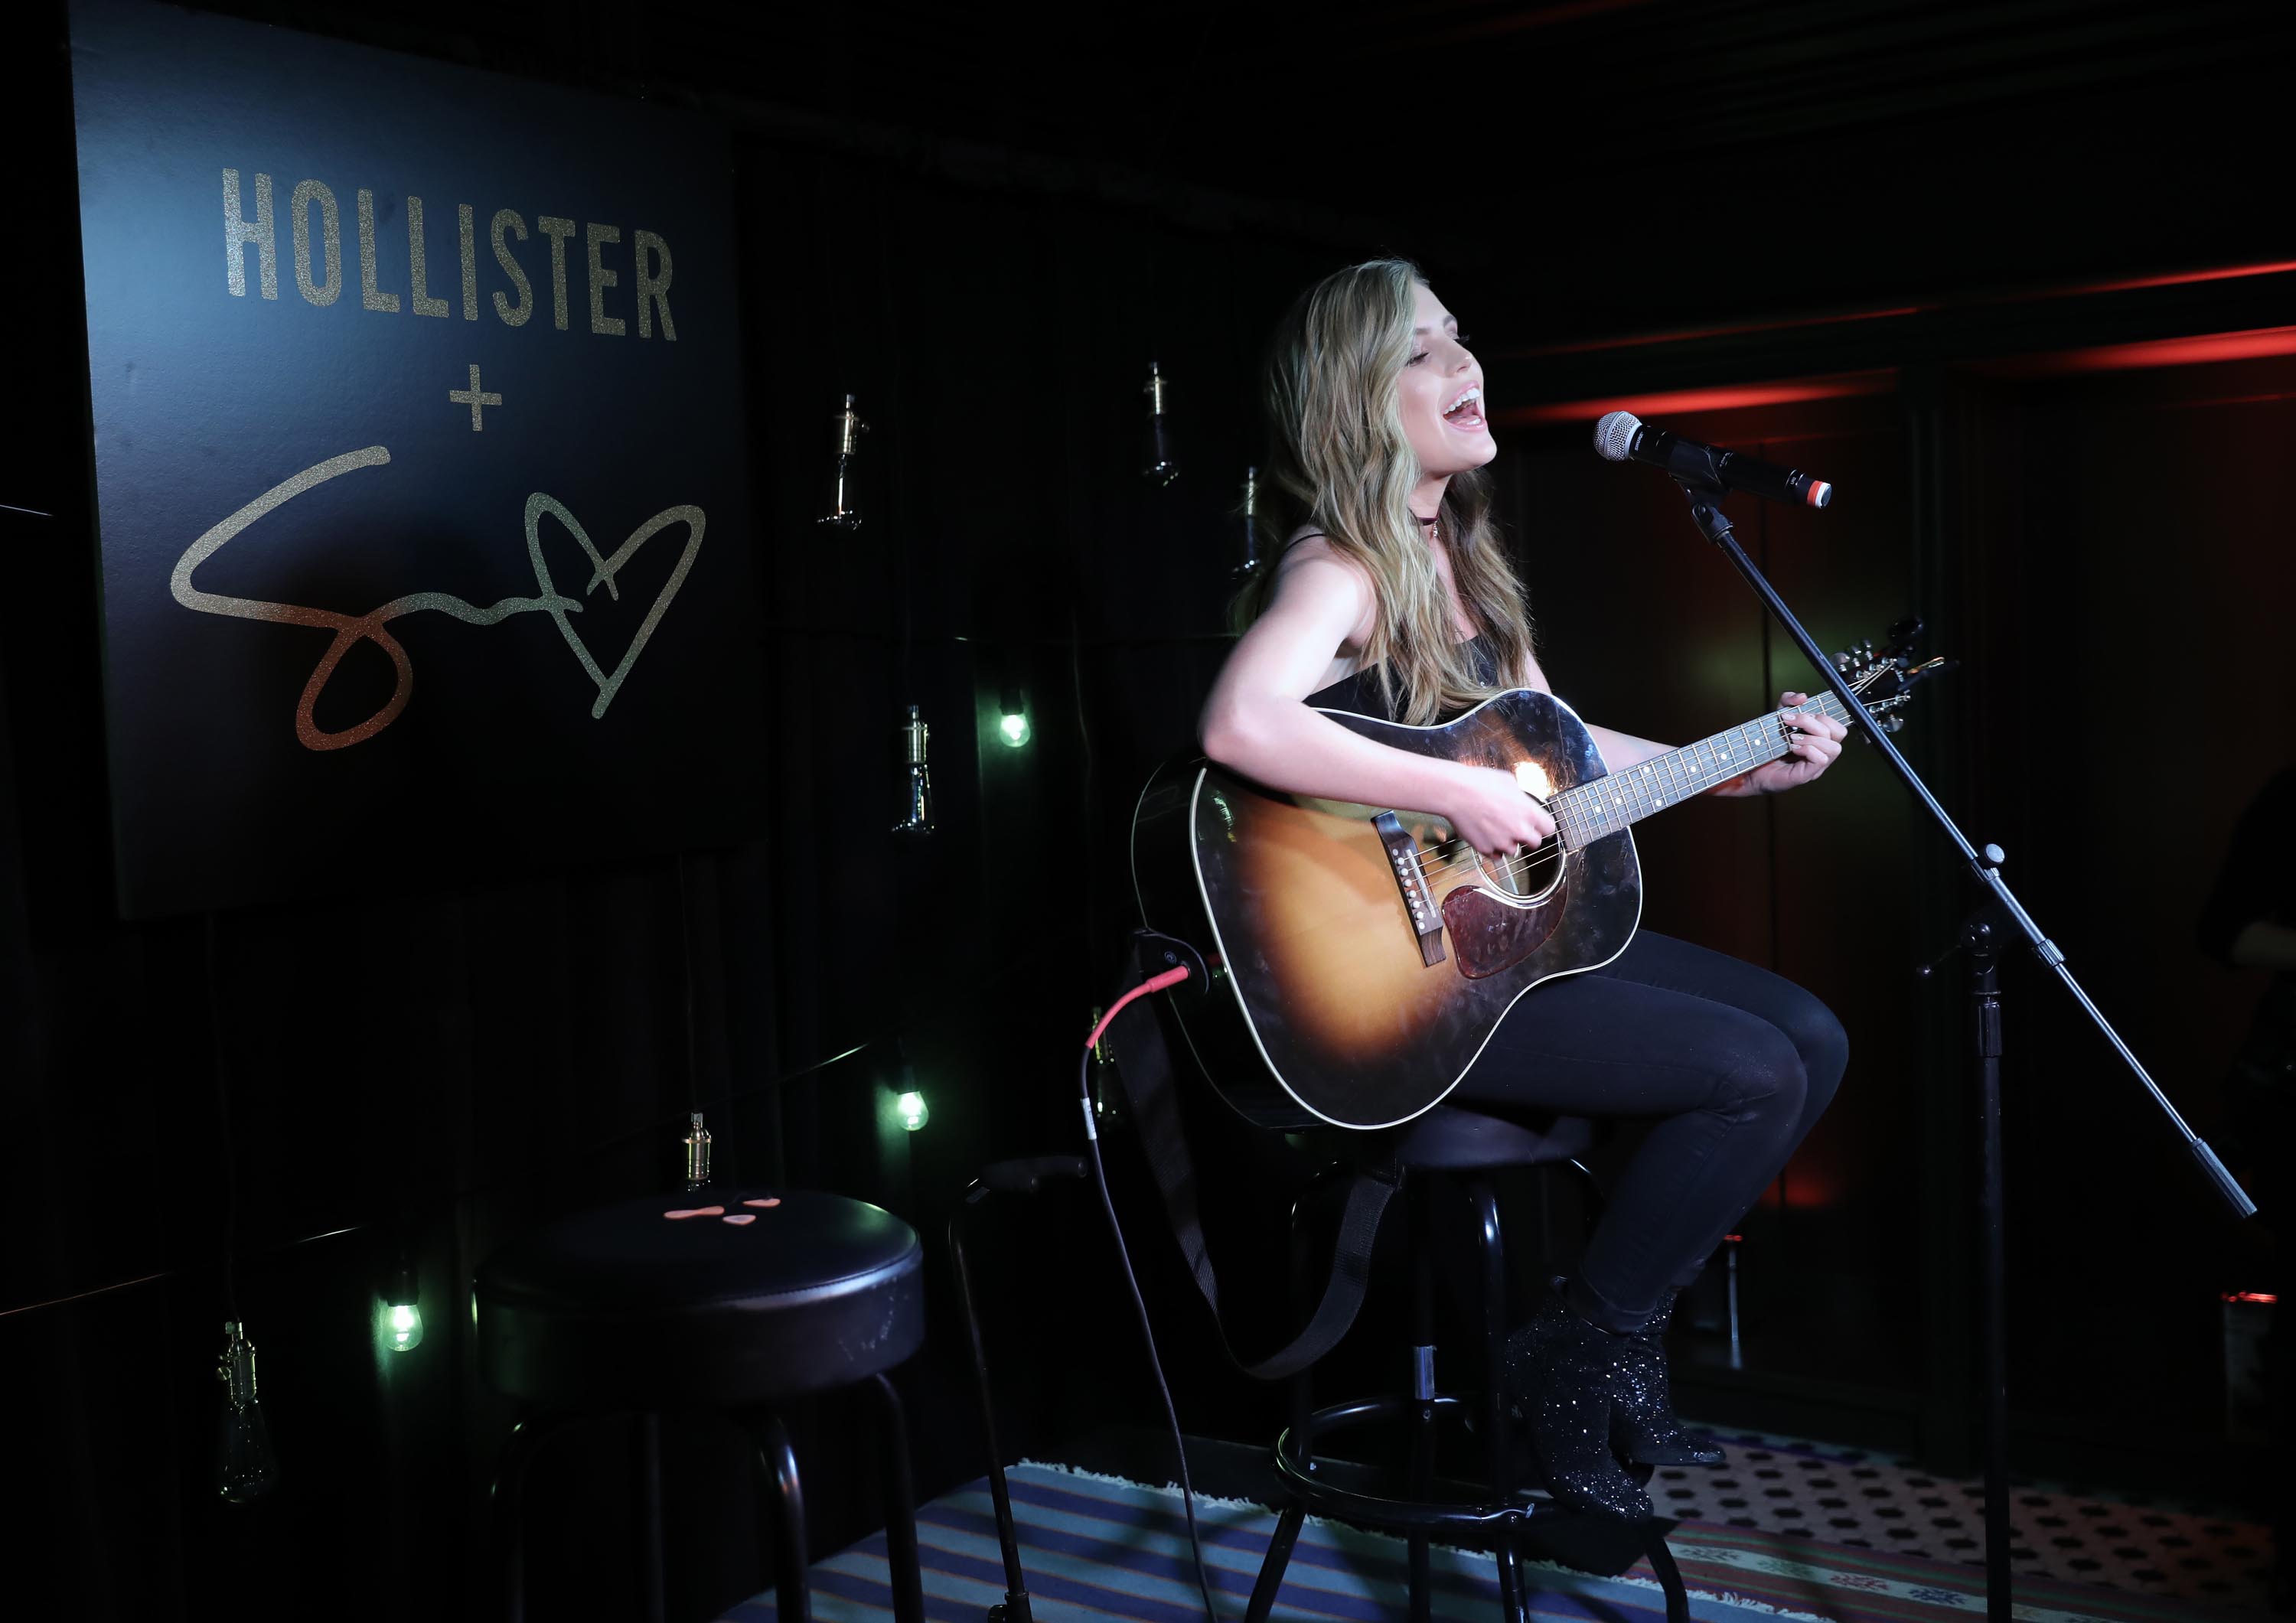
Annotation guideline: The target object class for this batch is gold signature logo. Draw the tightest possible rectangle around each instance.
[170,445,703,751]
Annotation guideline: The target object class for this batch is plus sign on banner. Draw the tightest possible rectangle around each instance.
[68,0,767,917]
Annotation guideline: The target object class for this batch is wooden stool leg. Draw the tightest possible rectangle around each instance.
[1245,1501,1306,1623]
[489,1413,575,1623]
[743,1410,810,1623]
[636,1412,666,1623]
[872,1374,926,1623]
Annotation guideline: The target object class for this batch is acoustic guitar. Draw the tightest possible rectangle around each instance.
[1130,627,1941,1130]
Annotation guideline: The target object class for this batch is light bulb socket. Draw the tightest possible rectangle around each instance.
[217,1319,259,1406]
[892,703,934,835]
[1141,361,1178,485]
[683,1110,713,1190]
[819,393,868,529]
[1234,464,1264,578]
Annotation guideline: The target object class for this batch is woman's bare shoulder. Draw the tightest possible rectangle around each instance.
[1275,530,1368,590]
[1267,530,1376,654]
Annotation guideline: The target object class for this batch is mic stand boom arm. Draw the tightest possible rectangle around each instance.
[1671,477,2252,1217]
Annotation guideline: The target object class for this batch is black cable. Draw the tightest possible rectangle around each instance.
[1079,1039,1223,1623]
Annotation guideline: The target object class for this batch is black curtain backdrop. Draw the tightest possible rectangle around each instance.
[9,3,2296,1618]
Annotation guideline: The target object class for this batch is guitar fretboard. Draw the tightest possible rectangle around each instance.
[1549,692,1851,849]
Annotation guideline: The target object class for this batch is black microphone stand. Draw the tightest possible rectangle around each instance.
[1666,475,2256,1623]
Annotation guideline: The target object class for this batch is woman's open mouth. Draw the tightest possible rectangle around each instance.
[1442,383,1486,433]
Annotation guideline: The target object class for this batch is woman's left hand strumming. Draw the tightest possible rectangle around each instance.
[1742,693,1848,794]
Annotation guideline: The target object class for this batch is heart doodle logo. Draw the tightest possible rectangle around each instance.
[524,494,706,719]
[171,448,713,749]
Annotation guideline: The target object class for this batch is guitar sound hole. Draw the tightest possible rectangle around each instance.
[1422,834,1561,904]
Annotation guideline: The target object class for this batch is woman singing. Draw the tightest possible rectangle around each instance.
[1199,258,1851,1519]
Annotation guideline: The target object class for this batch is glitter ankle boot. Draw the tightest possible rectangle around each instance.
[1502,1290,1654,1520]
[1609,1289,1726,1468]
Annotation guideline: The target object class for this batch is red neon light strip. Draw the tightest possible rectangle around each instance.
[1512,259,2296,364]
[1515,307,1929,360]
[1980,325,2296,376]
[1501,370,1896,426]
[2082,260,2296,295]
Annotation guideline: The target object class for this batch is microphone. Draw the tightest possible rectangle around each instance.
[1593,411,1834,508]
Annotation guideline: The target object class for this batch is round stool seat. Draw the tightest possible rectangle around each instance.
[1291,1106,1596,1172]
[477,1187,924,1408]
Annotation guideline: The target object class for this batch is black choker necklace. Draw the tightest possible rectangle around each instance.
[1414,513,1439,526]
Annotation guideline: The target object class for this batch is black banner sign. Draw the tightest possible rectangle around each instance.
[69,0,768,917]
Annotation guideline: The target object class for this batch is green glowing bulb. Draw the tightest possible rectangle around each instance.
[999,711,1029,748]
[896,1090,929,1132]
[385,1299,424,1352]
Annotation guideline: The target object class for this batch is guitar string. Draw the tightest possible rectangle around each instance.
[1401,701,1846,885]
[1431,690,1870,895]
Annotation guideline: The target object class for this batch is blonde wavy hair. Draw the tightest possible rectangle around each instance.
[1234,257,1534,726]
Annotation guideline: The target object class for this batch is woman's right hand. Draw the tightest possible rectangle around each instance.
[1442,763,1556,859]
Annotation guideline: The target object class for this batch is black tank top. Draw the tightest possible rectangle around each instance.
[1303,634,1501,724]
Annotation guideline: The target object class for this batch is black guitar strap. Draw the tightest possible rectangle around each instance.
[1107,933,1399,1383]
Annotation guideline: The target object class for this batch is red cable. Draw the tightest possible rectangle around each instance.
[1085,964,1191,1053]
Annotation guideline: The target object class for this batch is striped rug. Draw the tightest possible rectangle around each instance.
[720,1462,2268,1623]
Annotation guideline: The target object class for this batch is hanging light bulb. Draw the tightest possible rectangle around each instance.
[886,1048,929,1133]
[818,393,867,530]
[683,1110,713,1191]
[997,686,1030,749]
[214,1320,279,1501]
[892,704,933,836]
[380,1260,423,1354]
[1141,361,1178,485]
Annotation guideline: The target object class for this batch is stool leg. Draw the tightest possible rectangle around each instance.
[1496,1538,1528,1623]
[1404,1174,1435,1623]
[637,1412,667,1623]
[1286,1177,1330,1469]
[1643,1526,1693,1623]
[1467,1179,1512,1495]
[743,1410,810,1623]
[949,1204,1033,1621]
[489,1413,575,1623]
[1245,1501,1306,1623]
[872,1374,926,1623]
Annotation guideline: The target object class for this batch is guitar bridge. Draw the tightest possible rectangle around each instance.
[1373,812,1446,968]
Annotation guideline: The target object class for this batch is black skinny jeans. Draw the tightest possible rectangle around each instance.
[1452,929,1848,1334]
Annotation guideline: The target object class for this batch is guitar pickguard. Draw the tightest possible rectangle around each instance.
[1442,878,1569,979]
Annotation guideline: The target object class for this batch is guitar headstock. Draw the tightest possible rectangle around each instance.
[1832,616,1953,734]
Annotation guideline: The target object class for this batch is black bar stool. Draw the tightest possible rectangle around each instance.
[475,1186,928,1623]
[1251,1106,1693,1623]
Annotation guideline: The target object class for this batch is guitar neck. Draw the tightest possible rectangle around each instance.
[1549,690,1851,847]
